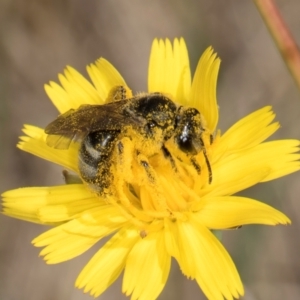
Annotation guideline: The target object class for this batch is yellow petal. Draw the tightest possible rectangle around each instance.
[215,106,279,156]
[76,226,139,297]
[2,184,90,224]
[204,139,300,197]
[87,58,129,101]
[33,205,126,264]
[166,216,243,299]
[163,39,174,96]
[190,47,220,132]
[259,140,300,181]
[33,224,100,264]
[64,206,127,237]
[18,125,78,171]
[165,218,201,280]
[199,164,270,198]
[148,39,166,95]
[172,38,191,105]
[194,196,290,228]
[38,198,100,223]
[45,82,74,114]
[45,66,102,114]
[192,218,244,300]
[148,38,191,104]
[123,229,170,300]
[39,195,126,223]
[164,218,181,261]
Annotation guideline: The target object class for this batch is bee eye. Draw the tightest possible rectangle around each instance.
[177,134,197,155]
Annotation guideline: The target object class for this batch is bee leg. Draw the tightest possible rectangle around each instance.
[190,157,201,174]
[200,137,213,184]
[136,153,172,213]
[162,145,178,172]
[106,86,132,103]
[114,137,135,184]
[190,138,213,184]
[62,170,83,184]
[135,152,160,187]
[98,162,114,194]
[139,158,155,183]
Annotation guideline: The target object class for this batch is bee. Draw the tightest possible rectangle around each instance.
[45,86,212,195]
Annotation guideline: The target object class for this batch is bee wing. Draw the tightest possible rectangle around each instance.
[46,132,79,149]
[45,102,142,149]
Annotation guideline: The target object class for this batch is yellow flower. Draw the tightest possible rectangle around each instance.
[2,38,299,300]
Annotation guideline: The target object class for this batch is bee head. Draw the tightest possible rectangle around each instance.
[174,107,205,155]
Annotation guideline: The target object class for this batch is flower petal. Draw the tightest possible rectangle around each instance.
[203,139,300,197]
[32,205,127,264]
[45,66,103,114]
[123,229,170,300]
[215,106,279,156]
[193,196,290,228]
[38,198,100,223]
[148,38,191,104]
[18,125,78,171]
[148,39,168,95]
[172,38,191,105]
[192,219,244,300]
[259,140,300,181]
[199,165,269,198]
[2,184,90,224]
[190,47,220,132]
[76,226,139,297]
[87,58,129,102]
[33,224,101,264]
[165,217,243,299]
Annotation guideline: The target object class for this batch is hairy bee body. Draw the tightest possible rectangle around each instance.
[45,88,212,195]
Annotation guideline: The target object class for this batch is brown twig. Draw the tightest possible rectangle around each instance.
[254,0,300,91]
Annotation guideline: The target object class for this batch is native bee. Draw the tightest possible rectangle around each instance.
[45,86,212,195]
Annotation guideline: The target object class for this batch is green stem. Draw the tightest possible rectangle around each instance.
[254,0,300,91]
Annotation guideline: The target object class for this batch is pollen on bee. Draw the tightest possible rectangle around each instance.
[106,85,133,103]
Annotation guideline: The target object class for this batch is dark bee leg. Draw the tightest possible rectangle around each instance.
[117,140,124,155]
[200,137,213,184]
[139,159,155,182]
[134,149,156,184]
[162,146,178,172]
[190,138,213,184]
[136,152,162,188]
[210,134,214,145]
[114,139,173,218]
[113,140,165,212]
[202,148,213,184]
[190,157,201,174]
[62,170,83,184]
[114,137,135,185]
[136,152,172,213]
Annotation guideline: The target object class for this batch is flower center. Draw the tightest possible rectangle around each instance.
[106,131,214,235]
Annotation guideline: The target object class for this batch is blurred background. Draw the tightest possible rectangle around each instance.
[1,0,300,299]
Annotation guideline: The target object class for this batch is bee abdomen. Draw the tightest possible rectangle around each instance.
[78,130,118,194]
